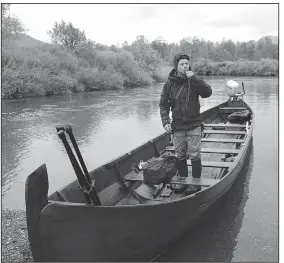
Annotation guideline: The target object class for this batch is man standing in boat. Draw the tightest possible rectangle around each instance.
[159,53,212,194]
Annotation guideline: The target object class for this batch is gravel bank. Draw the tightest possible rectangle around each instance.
[1,209,33,262]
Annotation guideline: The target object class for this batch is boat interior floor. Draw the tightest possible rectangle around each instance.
[115,119,250,206]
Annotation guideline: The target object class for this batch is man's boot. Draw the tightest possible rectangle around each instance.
[173,159,189,193]
[185,158,202,195]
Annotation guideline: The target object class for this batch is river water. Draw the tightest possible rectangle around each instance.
[1,76,278,261]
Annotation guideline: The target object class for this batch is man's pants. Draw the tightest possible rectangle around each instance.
[173,126,202,161]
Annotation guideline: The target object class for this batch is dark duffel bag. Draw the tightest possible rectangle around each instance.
[228,110,251,124]
[142,152,177,185]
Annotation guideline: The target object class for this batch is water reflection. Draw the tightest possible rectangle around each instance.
[1,76,278,261]
[155,140,254,262]
[1,77,277,210]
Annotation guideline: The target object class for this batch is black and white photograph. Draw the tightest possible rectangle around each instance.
[1,3,279,262]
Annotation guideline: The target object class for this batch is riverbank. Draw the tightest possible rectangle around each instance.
[2,35,278,100]
[1,209,33,262]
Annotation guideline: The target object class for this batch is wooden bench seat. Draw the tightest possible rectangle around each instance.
[201,138,245,143]
[124,172,220,187]
[204,123,247,128]
[200,148,240,154]
[125,160,232,183]
[187,160,232,168]
[203,130,247,135]
[219,107,246,110]
[165,146,240,154]
[170,177,220,186]
[124,171,143,181]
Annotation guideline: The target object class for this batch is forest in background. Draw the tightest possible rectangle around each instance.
[1,4,279,99]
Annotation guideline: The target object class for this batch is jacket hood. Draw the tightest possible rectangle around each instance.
[168,68,188,84]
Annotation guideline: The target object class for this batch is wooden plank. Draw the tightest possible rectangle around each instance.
[115,192,142,206]
[125,172,219,187]
[203,130,247,135]
[200,130,231,177]
[125,161,232,180]
[204,123,247,128]
[170,177,220,186]
[134,184,163,201]
[164,146,240,155]
[201,148,240,155]
[219,108,246,111]
[125,171,144,181]
[124,170,220,182]
[201,138,245,143]
[187,160,232,168]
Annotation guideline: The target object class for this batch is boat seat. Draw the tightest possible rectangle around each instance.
[203,130,247,135]
[125,161,232,183]
[164,146,240,155]
[200,148,240,154]
[124,171,220,186]
[187,160,232,168]
[219,107,246,110]
[201,138,245,143]
[170,177,220,186]
[204,123,247,128]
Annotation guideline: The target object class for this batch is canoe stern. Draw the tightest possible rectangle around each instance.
[25,163,49,261]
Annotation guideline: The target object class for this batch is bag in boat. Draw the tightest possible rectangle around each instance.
[228,110,251,123]
[141,152,177,185]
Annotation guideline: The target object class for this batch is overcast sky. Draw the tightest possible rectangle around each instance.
[10,3,278,46]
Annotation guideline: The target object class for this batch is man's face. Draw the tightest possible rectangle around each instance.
[177,59,190,74]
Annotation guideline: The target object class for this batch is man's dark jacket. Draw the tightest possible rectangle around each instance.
[159,68,212,131]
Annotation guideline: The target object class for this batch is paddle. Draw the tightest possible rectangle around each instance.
[64,124,93,185]
[64,124,102,205]
[57,130,92,204]
[57,128,102,206]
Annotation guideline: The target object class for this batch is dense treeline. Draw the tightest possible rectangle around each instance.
[1,5,278,99]
[151,36,278,62]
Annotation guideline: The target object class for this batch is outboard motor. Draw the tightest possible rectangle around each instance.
[226,80,243,97]
[225,80,249,123]
[226,80,245,103]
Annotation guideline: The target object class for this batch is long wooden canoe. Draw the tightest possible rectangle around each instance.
[25,98,254,262]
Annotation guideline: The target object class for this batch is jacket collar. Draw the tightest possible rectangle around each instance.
[168,68,188,84]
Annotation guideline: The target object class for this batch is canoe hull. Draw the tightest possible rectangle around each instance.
[26,99,254,261]
[39,139,252,262]
[40,199,206,261]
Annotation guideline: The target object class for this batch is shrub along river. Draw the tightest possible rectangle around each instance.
[2,76,278,261]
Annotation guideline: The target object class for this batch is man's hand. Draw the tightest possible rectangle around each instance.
[163,124,172,133]
[186,70,194,79]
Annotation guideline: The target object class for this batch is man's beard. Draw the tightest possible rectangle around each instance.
[177,70,187,76]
